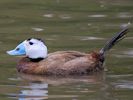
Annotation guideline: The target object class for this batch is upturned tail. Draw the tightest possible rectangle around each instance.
[100,28,129,58]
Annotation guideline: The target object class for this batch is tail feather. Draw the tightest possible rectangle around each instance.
[100,28,129,56]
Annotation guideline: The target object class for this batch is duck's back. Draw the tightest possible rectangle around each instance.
[17,51,103,75]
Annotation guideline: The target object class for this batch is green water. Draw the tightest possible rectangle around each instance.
[0,0,133,100]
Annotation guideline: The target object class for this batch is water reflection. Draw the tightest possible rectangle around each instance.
[5,72,133,100]
[6,73,104,100]
[18,82,48,100]
[19,72,104,85]
[17,73,104,99]
[8,86,48,100]
[8,75,48,100]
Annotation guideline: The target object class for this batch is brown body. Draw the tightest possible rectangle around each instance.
[17,51,103,75]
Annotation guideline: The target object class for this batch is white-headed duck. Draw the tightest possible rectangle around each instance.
[7,28,128,75]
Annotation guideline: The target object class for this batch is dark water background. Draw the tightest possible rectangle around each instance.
[0,0,133,100]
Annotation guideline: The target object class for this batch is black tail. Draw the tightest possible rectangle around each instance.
[100,28,129,56]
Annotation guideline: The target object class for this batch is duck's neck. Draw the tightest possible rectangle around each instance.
[29,57,44,62]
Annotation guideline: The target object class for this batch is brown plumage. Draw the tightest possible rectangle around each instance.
[7,28,128,75]
[17,51,103,75]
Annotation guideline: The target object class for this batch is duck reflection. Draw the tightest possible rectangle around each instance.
[19,72,104,85]
[13,72,104,100]
[18,82,48,100]
[14,80,48,100]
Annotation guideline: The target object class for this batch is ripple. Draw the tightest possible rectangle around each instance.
[114,54,133,58]
[87,23,92,26]
[125,37,133,40]
[19,83,48,89]
[8,93,48,100]
[43,14,54,18]
[113,54,130,58]
[114,81,133,89]
[116,84,133,89]
[32,28,44,32]
[20,90,48,96]
[120,22,131,28]
[117,12,133,18]
[8,77,21,81]
[49,95,78,98]
[88,14,107,18]
[122,49,133,58]
[108,74,133,78]
[79,36,104,41]
[124,50,133,55]
[59,14,72,19]
[112,49,133,58]
[7,84,48,100]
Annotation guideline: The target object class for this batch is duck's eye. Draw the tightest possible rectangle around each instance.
[29,42,34,45]
[16,48,20,51]
[27,38,31,41]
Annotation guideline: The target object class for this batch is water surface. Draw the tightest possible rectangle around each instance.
[0,0,133,100]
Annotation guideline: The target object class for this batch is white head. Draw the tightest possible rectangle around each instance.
[7,38,48,59]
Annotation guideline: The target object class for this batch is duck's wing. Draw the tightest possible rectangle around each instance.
[48,51,86,60]
[48,51,86,56]
[40,51,101,75]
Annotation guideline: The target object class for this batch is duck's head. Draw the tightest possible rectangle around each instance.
[7,38,48,59]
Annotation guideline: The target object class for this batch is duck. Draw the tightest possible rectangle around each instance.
[7,28,128,75]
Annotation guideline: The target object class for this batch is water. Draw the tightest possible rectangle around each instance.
[0,0,133,100]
